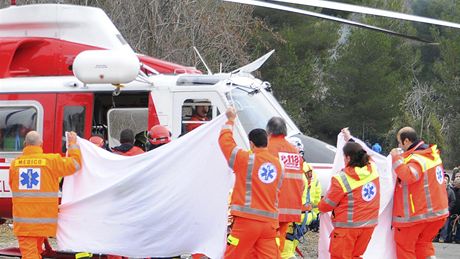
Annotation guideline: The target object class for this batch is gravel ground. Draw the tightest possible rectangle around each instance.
[297,231,319,258]
[0,220,318,258]
[0,220,16,249]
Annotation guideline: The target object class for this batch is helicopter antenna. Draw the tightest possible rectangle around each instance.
[224,0,436,44]
[193,46,213,75]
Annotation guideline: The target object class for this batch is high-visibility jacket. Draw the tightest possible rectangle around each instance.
[219,121,283,227]
[9,145,81,237]
[318,162,380,228]
[268,135,304,222]
[392,143,448,227]
[301,164,322,225]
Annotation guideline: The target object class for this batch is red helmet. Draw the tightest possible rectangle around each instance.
[89,135,104,148]
[148,125,171,145]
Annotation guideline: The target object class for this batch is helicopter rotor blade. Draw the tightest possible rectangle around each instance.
[223,0,436,44]
[272,0,460,29]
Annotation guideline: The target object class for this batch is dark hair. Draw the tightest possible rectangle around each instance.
[266,117,287,136]
[399,127,418,143]
[343,142,369,168]
[120,129,135,144]
[248,128,268,148]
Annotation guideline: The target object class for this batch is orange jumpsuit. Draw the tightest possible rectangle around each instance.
[186,114,208,132]
[267,135,304,251]
[219,121,283,259]
[392,142,448,259]
[318,163,380,259]
[9,144,81,259]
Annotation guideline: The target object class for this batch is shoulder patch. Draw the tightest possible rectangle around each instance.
[362,182,377,202]
[435,166,444,184]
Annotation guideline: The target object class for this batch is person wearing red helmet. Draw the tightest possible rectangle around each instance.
[146,125,171,151]
[89,135,105,148]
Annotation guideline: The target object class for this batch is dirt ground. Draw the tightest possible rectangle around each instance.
[0,220,318,258]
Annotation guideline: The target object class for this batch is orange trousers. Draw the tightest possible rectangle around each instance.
[225,216,280,259]
[329,227,375,259]
[394,218,446,259]
[18,236,45,259]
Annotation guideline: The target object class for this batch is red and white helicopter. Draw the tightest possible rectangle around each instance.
[0,2,337,222]
[0,0,459,258]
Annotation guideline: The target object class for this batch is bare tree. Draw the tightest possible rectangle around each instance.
[4,0,257,71]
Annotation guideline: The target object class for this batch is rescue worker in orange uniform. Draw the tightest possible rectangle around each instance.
[9,131,81,259]
[318,131,380,259]
[219,107,283,259]
[390,127,448,259]
[112,129,144,156]
[185,102,210,133]
[266,117,304,251]
[146,125,171,151]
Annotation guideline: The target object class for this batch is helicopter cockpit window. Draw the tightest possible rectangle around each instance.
[231,88,296,134]
[181,99,217,135]
[0,107,37,152]
[61,106,86,152]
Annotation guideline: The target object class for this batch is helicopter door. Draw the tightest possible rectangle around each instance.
[54,93,93,154]
[172,92,223,138]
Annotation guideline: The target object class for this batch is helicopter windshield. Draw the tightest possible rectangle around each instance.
[231,87,297,134]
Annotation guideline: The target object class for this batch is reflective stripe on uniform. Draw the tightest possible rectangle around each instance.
[409,155,427,172]
[68,144,79,150]
[333,218,378,228]
[423,169,434,213]
[275,166,284,208]
[279,208,301,215]
[13,217,57,223]
[392,159,404,170]
[230,205,278,219]
[392,208,449,223]
[228,147,240,169]
[12,192,59,198]
[408,165,420,181]
[283,172,303,180]
[339,172,354,223]
[323,197,337,207]
[244,154,255,206]
[346,192,353,222]
[402,183,410,218]
[222,124,233,131]
[339,172,352,193]
[72,158,81,172]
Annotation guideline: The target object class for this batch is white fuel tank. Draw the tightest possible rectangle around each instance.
[73,50,139,84]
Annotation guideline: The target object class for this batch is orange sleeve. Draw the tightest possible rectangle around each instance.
[51,145,82,177]
[318,177,344,213]
[218,120,237,162]
[393,160,423,184]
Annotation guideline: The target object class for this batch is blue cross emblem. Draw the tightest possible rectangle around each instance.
[435,166,444,184]
[258,163,277,184]
[362,182,377,201]
[19,168,41,190]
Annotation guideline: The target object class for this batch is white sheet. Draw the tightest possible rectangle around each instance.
[57,115,233,258]
[318,133,397,259]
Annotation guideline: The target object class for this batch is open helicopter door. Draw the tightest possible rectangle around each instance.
[53,93,93,154]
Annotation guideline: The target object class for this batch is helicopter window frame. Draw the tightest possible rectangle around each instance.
[106,107,149,148]
[0,100,44,154]
[180,98,219,136]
